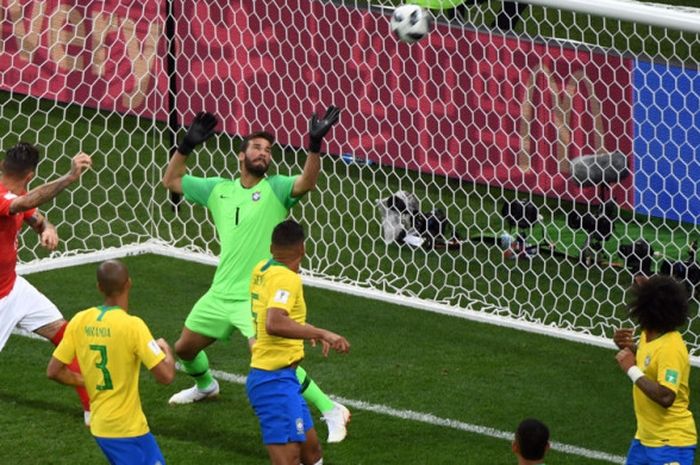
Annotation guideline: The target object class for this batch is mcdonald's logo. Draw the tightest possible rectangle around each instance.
[517,65,606,174]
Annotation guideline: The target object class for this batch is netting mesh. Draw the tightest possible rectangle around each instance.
[2,0,699,350]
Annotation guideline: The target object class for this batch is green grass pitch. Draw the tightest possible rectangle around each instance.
[2,1,699,461]
[3,255,700,464]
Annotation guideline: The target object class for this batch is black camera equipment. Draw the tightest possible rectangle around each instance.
[659,240,700,294]
[568,152,630,266]
[618,239,654,276]
[567,201,617,264]
[502,200,539,229]
[571,152,629,190]
[566,203,617,266]
[417,208,463,249]
[378,191,463,249]
[567,204,616,243]
[385,196,452,245]
[500,200,545,258]
[383,191,419,244]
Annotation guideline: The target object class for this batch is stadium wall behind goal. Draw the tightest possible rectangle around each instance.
[0,0,697,224]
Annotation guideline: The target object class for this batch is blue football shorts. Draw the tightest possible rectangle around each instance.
[626,438,696,465]
[94,432,165,465]
[246,367,314,445]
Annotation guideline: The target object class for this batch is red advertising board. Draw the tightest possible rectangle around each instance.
[177,0,634,206]
[0,0,166,119]
[1,0,634,206]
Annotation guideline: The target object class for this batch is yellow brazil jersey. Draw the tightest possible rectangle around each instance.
[52,306,165,438]
[634,330,696,447]
[250,258,306,370]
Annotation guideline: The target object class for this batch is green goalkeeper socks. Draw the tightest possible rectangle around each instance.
[296,365,334,414]
[180,351,215,390]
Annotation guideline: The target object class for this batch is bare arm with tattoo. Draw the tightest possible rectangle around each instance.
[25,212,59,251]
[9,153,92,215]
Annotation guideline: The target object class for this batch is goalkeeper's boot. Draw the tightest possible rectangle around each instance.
[168,379,220,405]
[322,402,351,443]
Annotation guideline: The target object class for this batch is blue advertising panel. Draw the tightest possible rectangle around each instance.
[634,60,700,224]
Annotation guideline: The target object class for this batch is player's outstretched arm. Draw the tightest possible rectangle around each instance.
[47,356,84,387]
[150,338,176,385]
[292,105,341,197]
[266,308,350,356]
[162,112,218,194]
[9,153,92,215]
[309,324,350,357]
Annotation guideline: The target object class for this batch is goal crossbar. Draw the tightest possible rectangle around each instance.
[514,0,700,33]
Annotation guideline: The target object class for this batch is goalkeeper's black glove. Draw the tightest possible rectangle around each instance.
[178,111,218,155]
[308,105,341,153]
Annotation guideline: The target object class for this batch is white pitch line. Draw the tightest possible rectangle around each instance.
[13,330,625,464]
[208,368,626,464]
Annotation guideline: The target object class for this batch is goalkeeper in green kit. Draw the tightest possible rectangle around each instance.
[162,106,350,442]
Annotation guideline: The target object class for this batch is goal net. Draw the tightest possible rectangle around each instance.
[2,0,699,353]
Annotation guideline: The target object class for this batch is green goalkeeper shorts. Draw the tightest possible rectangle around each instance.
[184,290,254,340]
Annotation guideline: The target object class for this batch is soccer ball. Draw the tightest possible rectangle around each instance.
[390,4,432,44]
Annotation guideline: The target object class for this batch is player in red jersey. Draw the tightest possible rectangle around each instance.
[0,142,92,424]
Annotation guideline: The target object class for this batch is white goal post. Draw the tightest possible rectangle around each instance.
[517,0,700,33]
[3,0,699,359]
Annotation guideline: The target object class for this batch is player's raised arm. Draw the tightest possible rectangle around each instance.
[162,112,218,194]
[613,327,637,352]
[292,105,341,197]
[9,152,91,215]
[24,211,59,251]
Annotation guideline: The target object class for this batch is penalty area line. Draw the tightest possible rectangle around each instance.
[207,368,625,464]
[13,329,625,464]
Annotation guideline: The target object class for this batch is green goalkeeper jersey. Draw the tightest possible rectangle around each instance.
[182,174,300,299]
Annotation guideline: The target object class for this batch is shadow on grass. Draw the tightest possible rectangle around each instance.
[154,421,262,459]
[0,390,82,421]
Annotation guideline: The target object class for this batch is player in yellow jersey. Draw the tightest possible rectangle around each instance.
[247,220,350,465]
[47,260,176,465]
[162,108,351,443]
[614,275,696,465]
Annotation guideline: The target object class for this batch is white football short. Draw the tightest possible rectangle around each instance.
[0,276,62,351]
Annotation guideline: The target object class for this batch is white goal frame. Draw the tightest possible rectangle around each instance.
[8,0,700,363]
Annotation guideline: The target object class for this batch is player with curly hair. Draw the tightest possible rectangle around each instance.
[614,275,696,465]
